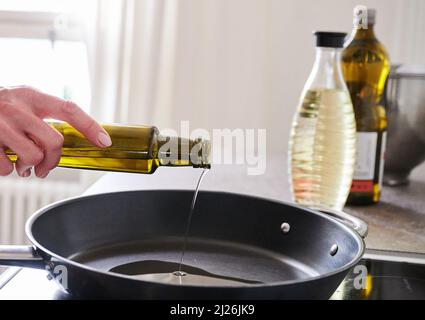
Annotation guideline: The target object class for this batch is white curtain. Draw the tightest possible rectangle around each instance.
[393,0,425,64]
[85,0,177,127]
[84,0,424,155]
[85,0,276,139]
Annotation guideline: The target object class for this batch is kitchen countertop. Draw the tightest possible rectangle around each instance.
[345,181,425,253]
[85,157,425,254]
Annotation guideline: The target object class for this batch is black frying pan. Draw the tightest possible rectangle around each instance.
[0,190,366,299]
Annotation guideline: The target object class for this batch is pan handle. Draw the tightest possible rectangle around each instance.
[0,245,45,269]
[317,208,368,238]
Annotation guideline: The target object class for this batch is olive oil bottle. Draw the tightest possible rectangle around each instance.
[6,122,211,173]
[342,7,390,204]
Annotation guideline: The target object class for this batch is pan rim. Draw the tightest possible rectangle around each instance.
[24,189,365,290]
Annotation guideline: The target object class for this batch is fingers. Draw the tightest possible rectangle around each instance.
[0,104,63,178]
[13,140,43,178]
[0,122,44,177]
[0,149,13,176]
[24,120,64,178]
[22,88,111,148]
[0,86,109,178]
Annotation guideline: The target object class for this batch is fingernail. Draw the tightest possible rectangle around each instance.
[22,168,31,178]
[97,131,112,147]
[39,171,49,179]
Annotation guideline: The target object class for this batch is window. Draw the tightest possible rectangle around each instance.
[0,0,91,13]
[0,0,96,111]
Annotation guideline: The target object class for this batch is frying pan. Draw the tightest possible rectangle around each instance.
[0,190,366,299]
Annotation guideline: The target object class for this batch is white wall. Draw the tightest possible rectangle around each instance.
[148,0,417,157]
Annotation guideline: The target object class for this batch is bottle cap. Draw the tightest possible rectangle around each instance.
[354,6,376,26]
[192,137,211,169]
[313,32,347,48]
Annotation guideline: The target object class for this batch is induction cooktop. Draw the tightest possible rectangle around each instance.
[1,249,424,300]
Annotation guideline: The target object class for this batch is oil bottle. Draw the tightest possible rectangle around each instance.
[289,32,356,211]
[6,121,211,173]
[342,7,390,205]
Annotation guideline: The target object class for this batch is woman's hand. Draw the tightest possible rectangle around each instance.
[0,86,111,178]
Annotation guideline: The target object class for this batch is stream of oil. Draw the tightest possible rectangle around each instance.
[178,168,209,272]
[109,169,262,286]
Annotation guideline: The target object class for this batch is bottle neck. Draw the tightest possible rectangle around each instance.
[305,47,346,91]
[157,135,211,169]
[352,24,377,40]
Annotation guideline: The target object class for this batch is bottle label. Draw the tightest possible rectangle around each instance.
[351,131,385,193]
[378,131,387,189]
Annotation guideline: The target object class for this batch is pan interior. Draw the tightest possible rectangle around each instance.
[69,237,319,287]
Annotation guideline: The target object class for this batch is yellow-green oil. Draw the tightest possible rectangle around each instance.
[342,25,390,204]
[6,122,211,174]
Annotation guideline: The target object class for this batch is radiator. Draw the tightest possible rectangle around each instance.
[0,178,82,245]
